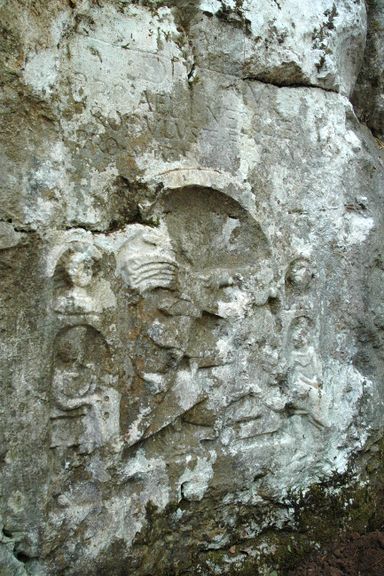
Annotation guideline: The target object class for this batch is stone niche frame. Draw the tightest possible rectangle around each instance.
[143,167,260,221]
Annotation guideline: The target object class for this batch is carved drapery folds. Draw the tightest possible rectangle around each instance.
[50,325,120,453]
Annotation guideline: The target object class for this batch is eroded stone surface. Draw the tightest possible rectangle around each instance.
[352,0,384,139]
[0,1,383,575]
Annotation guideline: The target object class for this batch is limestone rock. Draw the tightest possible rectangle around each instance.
[0,1,383,575]
[352,0,384,139]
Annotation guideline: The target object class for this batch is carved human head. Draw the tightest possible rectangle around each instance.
[66,248,98,288]
[287,257,313,289]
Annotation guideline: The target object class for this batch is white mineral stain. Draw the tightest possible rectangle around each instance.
[24,49,59,96]
[218,288,251,318]
[178,452,217,502]
[342,213,375,245]
[126,407,152,445]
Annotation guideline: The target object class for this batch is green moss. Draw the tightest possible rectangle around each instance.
[123,435,384,575]
[257,435,384,574]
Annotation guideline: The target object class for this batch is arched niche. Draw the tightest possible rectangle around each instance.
[155,185,271,271]
[146,167,256,217]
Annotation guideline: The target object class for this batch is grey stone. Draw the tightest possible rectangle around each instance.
[352,0,384,139]
[0,0,383,575]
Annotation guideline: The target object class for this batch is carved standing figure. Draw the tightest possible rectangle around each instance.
[287,316,327,428]
[116,224,200,444]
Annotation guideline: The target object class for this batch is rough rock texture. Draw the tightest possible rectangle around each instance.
[0,1,383,575]
[352,0,384,139]
[291,530,384,575]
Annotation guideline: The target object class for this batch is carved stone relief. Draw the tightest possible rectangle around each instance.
[2,2,383,574]
[51,241,116,316]
[44,190,329,523]
[115,223,194,444]
[134,186,281,448]
[286,315,327,429]
[116,224,178,294]
[109,186,280,450]
[50,325,120,453]
[39,195,331,528]
[285,257,314,293]
[284,255,316,313]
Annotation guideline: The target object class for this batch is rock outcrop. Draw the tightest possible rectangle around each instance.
[352,0,384,139]
[0,1,383,574]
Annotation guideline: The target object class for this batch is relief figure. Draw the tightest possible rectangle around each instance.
[50,325,120,453]
[157,186,276,439]
[116,224,178,294]
[116,224,199,444]
[285,257,314,293]
[284,255,317,320]
[116,223,189,383]
[287,316,327,428]
[116,188,276,447]
[52,241,115,315]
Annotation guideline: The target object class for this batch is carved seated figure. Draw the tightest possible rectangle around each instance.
[287,316,328,428]
[50,326,120,453]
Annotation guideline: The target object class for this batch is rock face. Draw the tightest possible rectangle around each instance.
[352,0,384,139]
[0,1,383,575]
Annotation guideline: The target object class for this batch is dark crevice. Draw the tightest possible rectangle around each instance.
[199,310,226,321]
[242,75,340,95]
[12,226,34,234]
[14,550,31,564]
[63,224,103,233]
[0,219,35,234]
[267,295,281,316]
[0,529,33,566]
[347,105,384,148]
[63,214,158,235]
[187,62,196,83]
[350,0,384,140]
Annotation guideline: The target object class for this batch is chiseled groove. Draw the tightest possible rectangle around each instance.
[129,261,178,272]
